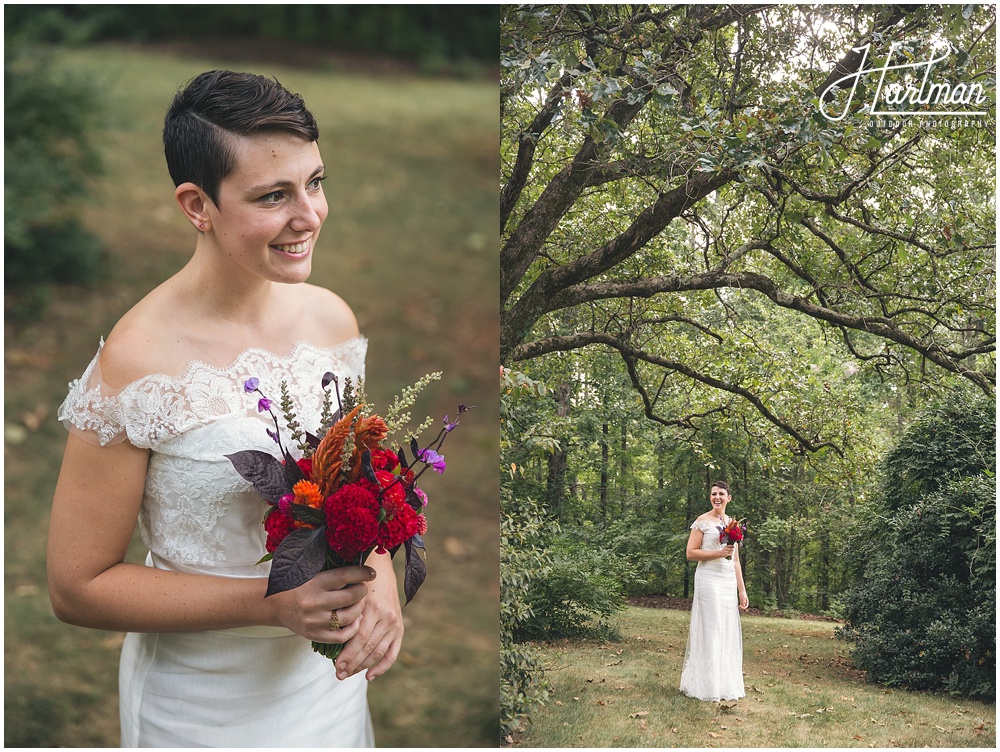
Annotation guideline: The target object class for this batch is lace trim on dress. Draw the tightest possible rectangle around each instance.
[58,336,368,448]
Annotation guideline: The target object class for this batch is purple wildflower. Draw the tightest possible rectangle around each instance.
[244,377,259,393]
[443,415,459,432]
[278,494,294,514]
[257,397,273,413]
[415,487,429,507]
[266,427,280,444]
[417,448,447,474]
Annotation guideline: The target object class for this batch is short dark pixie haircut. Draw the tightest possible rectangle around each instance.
[711,480,730,493]
[163,70,319,207]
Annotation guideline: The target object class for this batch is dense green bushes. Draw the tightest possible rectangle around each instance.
[5,6,498,64]
[5,33,104,301]
[500,368,554,739]
[513,533,633,641]
[838,389,996,700]
[500,491,553,740]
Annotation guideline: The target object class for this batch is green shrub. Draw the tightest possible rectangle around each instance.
[838,390,996,700]
[514,535,634,641]
[500,490,554,739]
[4,34,104,298]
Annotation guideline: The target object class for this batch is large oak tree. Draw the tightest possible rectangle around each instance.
[501,4,995,453]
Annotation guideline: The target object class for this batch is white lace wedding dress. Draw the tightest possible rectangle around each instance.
[58,337,375,748]
[678,517,745,702]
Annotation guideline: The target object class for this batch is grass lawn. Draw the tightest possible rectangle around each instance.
[4,42,498,748]
[513,606,995,748]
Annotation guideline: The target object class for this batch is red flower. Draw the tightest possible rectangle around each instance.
[376,503,420,553]
[416,514,427,536]
[264,507,296,553]
[296,457,313,480]
[359,470,407,515]
[324,483,380,561]
[370,448,398,473]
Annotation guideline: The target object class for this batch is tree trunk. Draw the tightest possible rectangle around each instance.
[545,382,572,518]
[599,421,609,522]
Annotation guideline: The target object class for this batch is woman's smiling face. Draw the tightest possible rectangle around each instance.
[206,131,328,285]
[709,484,731,514]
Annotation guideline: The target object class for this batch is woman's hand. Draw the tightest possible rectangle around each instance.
[718,545,735,559]
[738,590,749,611]
[335,553,403,682]
[267,565,375,643]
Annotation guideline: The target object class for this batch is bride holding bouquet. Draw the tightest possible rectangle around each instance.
[48,70,401,747]
[679,480,749,702]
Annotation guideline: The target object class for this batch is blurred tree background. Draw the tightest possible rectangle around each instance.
[5,5,498,66]
[4,5,499,748]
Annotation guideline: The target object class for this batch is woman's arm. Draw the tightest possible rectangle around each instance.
[734,544,749,610]
[47,434,373,642]
[685,525,733,561]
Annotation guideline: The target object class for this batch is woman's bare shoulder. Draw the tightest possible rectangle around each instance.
[98,287,191,388]
[292,284,360,346]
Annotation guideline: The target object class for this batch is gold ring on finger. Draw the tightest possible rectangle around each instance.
[329,610,341,631]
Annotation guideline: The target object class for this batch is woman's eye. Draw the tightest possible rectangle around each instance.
[309,176,327,191]
[259,191,284,204]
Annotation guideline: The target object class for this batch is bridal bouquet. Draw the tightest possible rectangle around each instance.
[227,370,470,660]
[719,518,747,560]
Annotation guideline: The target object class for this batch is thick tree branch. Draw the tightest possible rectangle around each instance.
[501,169,735,357]
[500,5,770,307]
[516,270,995,393]
[501,69,575,233]
[519,331,845,455]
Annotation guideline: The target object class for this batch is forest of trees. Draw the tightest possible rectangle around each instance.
[500,4,995,737]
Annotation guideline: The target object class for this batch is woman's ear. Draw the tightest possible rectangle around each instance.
[175,182,214,232]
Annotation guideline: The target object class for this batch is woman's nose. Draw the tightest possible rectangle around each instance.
[290,194,325,232]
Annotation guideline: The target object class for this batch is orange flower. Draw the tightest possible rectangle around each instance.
[292,480,323,508]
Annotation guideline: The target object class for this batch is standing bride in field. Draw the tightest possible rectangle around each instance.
[48,70,401,746]
[679,480,748,702]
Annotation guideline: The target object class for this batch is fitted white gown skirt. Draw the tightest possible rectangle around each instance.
[119,625,374,747]
[679,557,745,701]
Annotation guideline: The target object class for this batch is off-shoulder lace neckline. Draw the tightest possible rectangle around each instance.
[96,335,367,389]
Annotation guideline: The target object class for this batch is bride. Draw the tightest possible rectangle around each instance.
[679,480,749,702]
[48,70,401,747]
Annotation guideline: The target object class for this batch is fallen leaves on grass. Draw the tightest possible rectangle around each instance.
[638,719,648,731]
[629,711,649,718]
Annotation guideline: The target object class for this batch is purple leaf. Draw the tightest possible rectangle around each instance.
[404,486,423,512]
[265,526,327,597]
[288,502,325,527]
[226,450,293,504]
[403,535,426,604]
[321,372,336,389]
[282,447,305,487]
[360,450,378,487]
